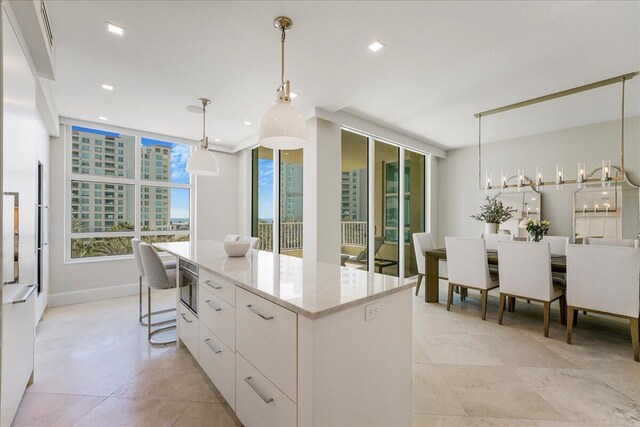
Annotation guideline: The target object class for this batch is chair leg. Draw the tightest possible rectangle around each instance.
[481,290,488,321]
[507,296,516,312]
[415,274,423,296]
[559,296,567,326]
[498,294,505,325]
[630,317,639,362]
[543,301,550,338]
[147,286,152,341]
[447,283,454,311]
[566,306,575,344]
[573,308,578,326]
[139,277,143,324]
[461,287,467,301]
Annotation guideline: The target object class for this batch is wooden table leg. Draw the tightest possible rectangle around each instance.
[425,253,439,303]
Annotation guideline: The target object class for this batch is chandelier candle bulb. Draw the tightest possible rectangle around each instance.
[602,160,611,182]
[577,162,586,183]
[536,167,543,188]
[517,169,525,190]
[485,172,492,191]
[501,171,508,189]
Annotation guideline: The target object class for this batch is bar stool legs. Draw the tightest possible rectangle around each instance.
[147,285,176,346]
[139,277,175,327]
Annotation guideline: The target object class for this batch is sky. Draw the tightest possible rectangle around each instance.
[142,138,191,219]
[258,158,273,219]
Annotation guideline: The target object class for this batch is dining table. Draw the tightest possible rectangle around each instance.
[424,248,567,303]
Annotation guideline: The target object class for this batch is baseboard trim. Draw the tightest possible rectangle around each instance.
[49,282,142,307]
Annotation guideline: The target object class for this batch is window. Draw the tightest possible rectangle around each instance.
[251,147,274,252]
[67,126,192,259]
[279,150,303,258]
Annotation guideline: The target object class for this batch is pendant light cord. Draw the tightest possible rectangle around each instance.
[280,27,286,86]
[202,101,207,148]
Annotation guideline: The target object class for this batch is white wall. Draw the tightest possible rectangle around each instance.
[48,127,240,307]
[437,117,640,245]
[3,10,51,322]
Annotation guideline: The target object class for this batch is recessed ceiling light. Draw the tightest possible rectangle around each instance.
[106,22,125,36]
[213,138,221,142]
[368,40,385,52]
[602,191,608,195]
[101,84,114,91]
[290,92,298,99]
[99,116,108,121]
[243,121,252,126]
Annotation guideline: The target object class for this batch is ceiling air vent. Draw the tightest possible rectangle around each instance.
[40,0,53,50]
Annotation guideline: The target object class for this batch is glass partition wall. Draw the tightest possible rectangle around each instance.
[340,130,427,279]
[341,130,369,270]
[279,150,303,258]
[251,147,274,252]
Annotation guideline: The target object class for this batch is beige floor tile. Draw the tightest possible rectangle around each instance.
[173,402,241,427]
[417,334,504,366]
[516,367,640,425]
[475,334,574,368]
[72,396,188,427]
[412,363,467,416]
[112,347,224,403]
[12,393,105,427]
[412,413,476,426]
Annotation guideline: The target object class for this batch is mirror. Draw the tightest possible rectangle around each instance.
[573,167,640,243]
[497,177,542,238]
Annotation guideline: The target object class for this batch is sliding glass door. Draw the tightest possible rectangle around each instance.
[279,149,303,258]
[404,149,425,277]
[340,130,369,270]
[251,147,274,252]
[375,140,400,277]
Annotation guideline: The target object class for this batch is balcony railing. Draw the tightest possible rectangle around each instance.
[256,221,367,252]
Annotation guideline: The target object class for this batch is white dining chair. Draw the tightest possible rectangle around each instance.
[131,238,176,326]
[566,244,640,362]
[497,241,566,337]
[412,232,434,296]
[481,233,513,251]
[445,237,498,320]
[584,237,639,248]
[224,234,240,242]
[244,236,260,250]
[138,242,178,346]
[541,236,570,256]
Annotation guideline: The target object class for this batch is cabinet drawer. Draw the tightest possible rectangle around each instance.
[236,288,297,402]
[200,269,236,306]
[236,353,296,427]
[199,285,235,351]
[199,323,235,410]
[178,302,198,360]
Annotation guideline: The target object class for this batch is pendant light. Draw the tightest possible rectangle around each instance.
[186,98,220,176]
[258,16,309,150]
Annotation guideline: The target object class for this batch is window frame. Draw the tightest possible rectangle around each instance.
[64,124,194,263]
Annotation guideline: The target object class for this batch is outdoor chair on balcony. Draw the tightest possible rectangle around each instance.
[343,236,386,271]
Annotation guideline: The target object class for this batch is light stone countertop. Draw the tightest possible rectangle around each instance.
[154,240,416,319]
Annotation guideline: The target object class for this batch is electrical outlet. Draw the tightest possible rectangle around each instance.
[365,302,381,321]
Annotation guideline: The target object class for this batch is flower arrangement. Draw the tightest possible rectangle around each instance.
[520,218,551,242]
[470,196,517,225]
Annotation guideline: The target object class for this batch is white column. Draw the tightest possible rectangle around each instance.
[303,118,342,265]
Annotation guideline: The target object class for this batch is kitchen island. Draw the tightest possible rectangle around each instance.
[154,240,414,427]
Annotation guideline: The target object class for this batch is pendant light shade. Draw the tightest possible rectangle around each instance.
[187,144,220,176]
[186,98,220,176]
[259,91,308,150]
[258,16,309,150]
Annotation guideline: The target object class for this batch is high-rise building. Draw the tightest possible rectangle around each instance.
[341,169,367,221]
[70,129,172,232]
[279,161,303,221]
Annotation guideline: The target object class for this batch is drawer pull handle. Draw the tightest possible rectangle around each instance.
[245,376,274,404]
[246,304,273,320]
[204,338,222,354]
[204,280,222,290]
[180,313,193,323]
[205,300,222,312]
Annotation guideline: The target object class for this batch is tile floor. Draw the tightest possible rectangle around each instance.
[13,286,640,426]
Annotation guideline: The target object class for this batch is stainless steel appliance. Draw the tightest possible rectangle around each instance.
[179,259,198,315]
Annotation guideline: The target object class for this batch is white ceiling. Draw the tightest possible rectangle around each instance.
[47,1,640,151]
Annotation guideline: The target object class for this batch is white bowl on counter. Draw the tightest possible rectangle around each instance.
[223,240,251,257]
